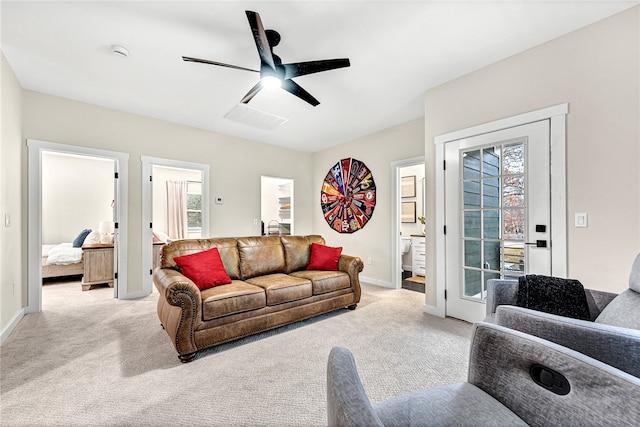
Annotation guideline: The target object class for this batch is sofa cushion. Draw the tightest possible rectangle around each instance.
[246,273,312,305]
[281,235,325,273]
[173,247,232,290]
[594,288,640,330]
[201,280,266,321]
[238,236,286,279]
[290,270,351,295]
[307,243,342,271]
[161,238,241,279]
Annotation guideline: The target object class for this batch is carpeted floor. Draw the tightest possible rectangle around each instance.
[0,281,472,426]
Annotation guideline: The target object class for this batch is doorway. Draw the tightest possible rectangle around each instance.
[391,156,425,290]
[433,104,568,322]
[141,156,210,295]
[27,140,129,313]
[261,176,293,236]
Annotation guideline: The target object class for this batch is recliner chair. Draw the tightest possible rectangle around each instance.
[485,253,640,377]
[327,322,640,426]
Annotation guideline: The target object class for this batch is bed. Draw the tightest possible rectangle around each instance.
[42,243,84,279]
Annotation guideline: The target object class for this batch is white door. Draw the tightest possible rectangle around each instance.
[444,120,551,323]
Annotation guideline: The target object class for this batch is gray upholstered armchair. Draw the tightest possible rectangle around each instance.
[485,253,640,377]
[327,322,640,426]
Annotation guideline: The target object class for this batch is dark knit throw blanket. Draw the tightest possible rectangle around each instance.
[516,275,591,320]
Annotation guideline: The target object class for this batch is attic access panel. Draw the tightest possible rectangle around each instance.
[321,158,376,233]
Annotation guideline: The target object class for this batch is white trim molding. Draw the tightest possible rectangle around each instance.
[432,103,568,318]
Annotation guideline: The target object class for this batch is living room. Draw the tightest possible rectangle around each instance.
[1,2,639,425]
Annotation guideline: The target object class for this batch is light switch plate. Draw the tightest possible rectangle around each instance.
[575,212,587,228]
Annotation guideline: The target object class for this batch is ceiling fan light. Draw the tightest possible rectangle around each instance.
[261,75,282,89]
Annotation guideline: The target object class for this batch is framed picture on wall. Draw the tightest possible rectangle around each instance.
[401,202,416,223]
[401,176,416,198]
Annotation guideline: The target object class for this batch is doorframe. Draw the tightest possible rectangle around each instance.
[27,139,129,313]
[391,156,425,289]
[432,103,568,318]
[141,156,210,295]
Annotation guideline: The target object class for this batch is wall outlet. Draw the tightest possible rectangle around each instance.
[215,197,224,205]
[253,218,258,226]
[4,214,10,227]
[367,257,372,265]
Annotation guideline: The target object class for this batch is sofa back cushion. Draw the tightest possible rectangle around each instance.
[594,288,640,330]
[281,235,325,273]
[161,238,241,279]
[237,236,286,280]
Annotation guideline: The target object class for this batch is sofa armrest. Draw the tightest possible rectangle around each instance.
[470,322,640,425]
[153,267,202,358]
[494,306,640,378]
[584,288,618,320]
[338,254,364,303]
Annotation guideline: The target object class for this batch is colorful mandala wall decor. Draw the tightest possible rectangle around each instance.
[321,158,376,234]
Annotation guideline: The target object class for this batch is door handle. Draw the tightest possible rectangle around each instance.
[525,240,547,248]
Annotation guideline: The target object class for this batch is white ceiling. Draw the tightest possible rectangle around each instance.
[1,1,637,153]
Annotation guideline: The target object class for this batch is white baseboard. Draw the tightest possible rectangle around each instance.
[360,276,393,288]
[423,304,445,318]
[1,308,25,345]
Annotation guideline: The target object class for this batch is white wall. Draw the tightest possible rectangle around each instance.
[1,52,24,337]
[21,90,314,300]
[423,6,639,304]
[41,152,114,244]
[312,119,426,286]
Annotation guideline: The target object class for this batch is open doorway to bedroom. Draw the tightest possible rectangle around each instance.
[41,151,116,297]
[27,139,129,314]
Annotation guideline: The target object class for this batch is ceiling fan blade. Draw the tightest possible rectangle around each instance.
[283,58,350,80]
[281,79,320,107]
[182,56,259,73]
[240,81,263,104]
[245,10,276,71]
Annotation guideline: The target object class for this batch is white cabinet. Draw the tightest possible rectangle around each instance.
[411,236,426,276]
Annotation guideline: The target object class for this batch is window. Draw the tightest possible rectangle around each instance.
[186,181,202,231]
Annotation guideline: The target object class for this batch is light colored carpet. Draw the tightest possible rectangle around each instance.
[1,281,472,426]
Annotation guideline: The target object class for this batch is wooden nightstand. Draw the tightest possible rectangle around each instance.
[81,244,114,291]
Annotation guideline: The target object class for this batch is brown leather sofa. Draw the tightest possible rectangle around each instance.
[153,235,363,362]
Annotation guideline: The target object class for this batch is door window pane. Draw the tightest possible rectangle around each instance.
[464,269,482,298]
[482,178,500,208]
[464,211,481,238]
[483,241,500,271]
[502,143,524,174]
[503,175,524,207]
[464,240,481,268]
[483,210,500,239]
[463,180,481,208]
[463,150,481,179]
[504,208,525,240]
[482,147,500,177]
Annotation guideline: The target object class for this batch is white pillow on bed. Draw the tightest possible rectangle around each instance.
[83,230,102,245]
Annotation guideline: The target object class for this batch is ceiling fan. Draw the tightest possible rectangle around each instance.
[183,10,350,107]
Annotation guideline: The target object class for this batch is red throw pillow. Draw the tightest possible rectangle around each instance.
[307,243,342,271]
[173,247,232,290]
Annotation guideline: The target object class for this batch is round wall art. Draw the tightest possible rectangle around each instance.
[321,157,376,233]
